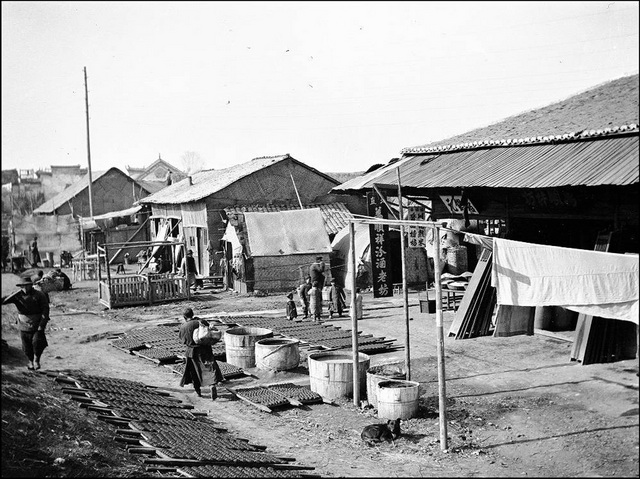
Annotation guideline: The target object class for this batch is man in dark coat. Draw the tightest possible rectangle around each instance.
[2,276,50,370]
[178,308,223,398]
[30,237,41,267]
[309,256,326,289]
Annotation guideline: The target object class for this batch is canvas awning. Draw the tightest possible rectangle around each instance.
[79,205,143,230]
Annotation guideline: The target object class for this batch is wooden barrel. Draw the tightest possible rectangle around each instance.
[307,351,370,400]
[255,338,300,371]
[224,327,273,369]
[376,379,420,420]
[366,362,406,407]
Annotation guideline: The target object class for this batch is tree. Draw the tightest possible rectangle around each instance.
[180,151,205,175]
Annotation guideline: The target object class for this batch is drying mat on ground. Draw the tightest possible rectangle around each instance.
[49,371,313,473]
[169,360,246,380]
[134,347,179,363]
[111,337,149,352]
[225,383,325,413]
[176,465,315,478]
[264,383,322,404]
[217,315,401,354]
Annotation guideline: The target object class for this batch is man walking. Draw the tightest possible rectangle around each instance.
[2,276,50,370]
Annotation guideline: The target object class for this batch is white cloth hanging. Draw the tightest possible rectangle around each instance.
[491,238,639,324]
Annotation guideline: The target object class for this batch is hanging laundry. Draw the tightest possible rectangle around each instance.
[491,238,638,324]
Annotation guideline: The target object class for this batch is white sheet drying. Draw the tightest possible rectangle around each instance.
[491,238,639,324]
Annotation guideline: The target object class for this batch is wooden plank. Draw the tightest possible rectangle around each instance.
[449,250,492,337]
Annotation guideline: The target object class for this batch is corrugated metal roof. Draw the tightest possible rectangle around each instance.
[224,202,353,236]
[33,168,145,214]
[334,133,639,191]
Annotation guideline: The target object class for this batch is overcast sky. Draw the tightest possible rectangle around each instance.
[2,1,638,175]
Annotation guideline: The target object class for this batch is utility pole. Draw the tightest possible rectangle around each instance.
[84,67,94,218]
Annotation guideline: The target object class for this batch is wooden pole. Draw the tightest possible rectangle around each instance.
[349,220,360,407]
[83,67,94,218]
[434,225,448,450]
[289,172,304,210]
[396,167,411,380]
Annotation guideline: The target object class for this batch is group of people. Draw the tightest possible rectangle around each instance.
[285,256,363,322]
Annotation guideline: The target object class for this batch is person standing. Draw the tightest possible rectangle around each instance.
[297,276,311,319]
[30,237,41,267]
[328,278,346,319]
[309,256,326,289]
[178,308,223,398]
[2,276,50,370]
[285,292,298,320]
[309,280,323,322]
[354,287,364,320]
[181,249,198,292]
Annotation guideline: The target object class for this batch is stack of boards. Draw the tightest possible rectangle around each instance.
[448,249,496,339]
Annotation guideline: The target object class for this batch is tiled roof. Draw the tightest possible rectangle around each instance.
[139,154,338,205]
[333,74,639,193]
[404,73,639,153]
[224,202,353,237]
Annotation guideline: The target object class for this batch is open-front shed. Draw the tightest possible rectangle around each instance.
[97,239,189,308]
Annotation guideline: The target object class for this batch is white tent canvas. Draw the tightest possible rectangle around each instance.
[331,222,372,291]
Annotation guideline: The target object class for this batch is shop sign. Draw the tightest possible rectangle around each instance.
[367,191,392,298]
[440,195,479,215]
[407,206,427,248]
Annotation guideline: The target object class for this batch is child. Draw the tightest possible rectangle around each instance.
[286,292,298,320]
[309,280,323,322]
[354,287,363,320]
[328,278,346,319]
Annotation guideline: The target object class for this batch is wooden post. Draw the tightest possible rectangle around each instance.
[397,167,411,380]
[184,238,190,300]
[97,244,102,283]
[349,220,360,407]
[434,225,448,450]
[83,67,94,218]
[103,243,111,285]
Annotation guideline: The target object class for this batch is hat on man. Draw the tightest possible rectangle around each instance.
[16,277,34,287]
[187,250,193,256]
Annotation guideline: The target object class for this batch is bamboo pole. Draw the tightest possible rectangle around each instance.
[396,167,411,380]
[434,225,448,450]
[349,220,360,406]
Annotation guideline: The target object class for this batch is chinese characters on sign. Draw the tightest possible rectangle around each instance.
[407,206,426,248]
[440,195,479,215]
[367,191,392,298]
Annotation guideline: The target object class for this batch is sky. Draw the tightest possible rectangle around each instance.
[2,1,639,175]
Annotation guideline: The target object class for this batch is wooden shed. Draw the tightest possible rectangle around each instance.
[33,167,152,218]
[137,154,362,284]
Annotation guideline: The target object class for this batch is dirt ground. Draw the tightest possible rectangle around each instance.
[2,270,639,478]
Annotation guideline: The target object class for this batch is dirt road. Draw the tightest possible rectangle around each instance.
[2,273,638,477]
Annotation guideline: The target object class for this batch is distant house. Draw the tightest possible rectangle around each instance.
[126,156,186,194]
[37,165,88,201]
[33,167,152,217]
[137,153,361,289]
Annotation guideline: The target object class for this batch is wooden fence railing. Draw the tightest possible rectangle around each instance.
[99,274,188,309]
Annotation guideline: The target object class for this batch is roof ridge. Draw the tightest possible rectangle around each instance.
[401,123,639,155]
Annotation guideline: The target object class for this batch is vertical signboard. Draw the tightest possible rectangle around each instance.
[367,191,392,298]
[407,206,426,248]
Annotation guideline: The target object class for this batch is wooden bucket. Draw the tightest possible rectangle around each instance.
[307,351,370,400]
[377,379,420,420]
[224,327,273,369]
[366,362,406,407]
[255,338,300,371]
